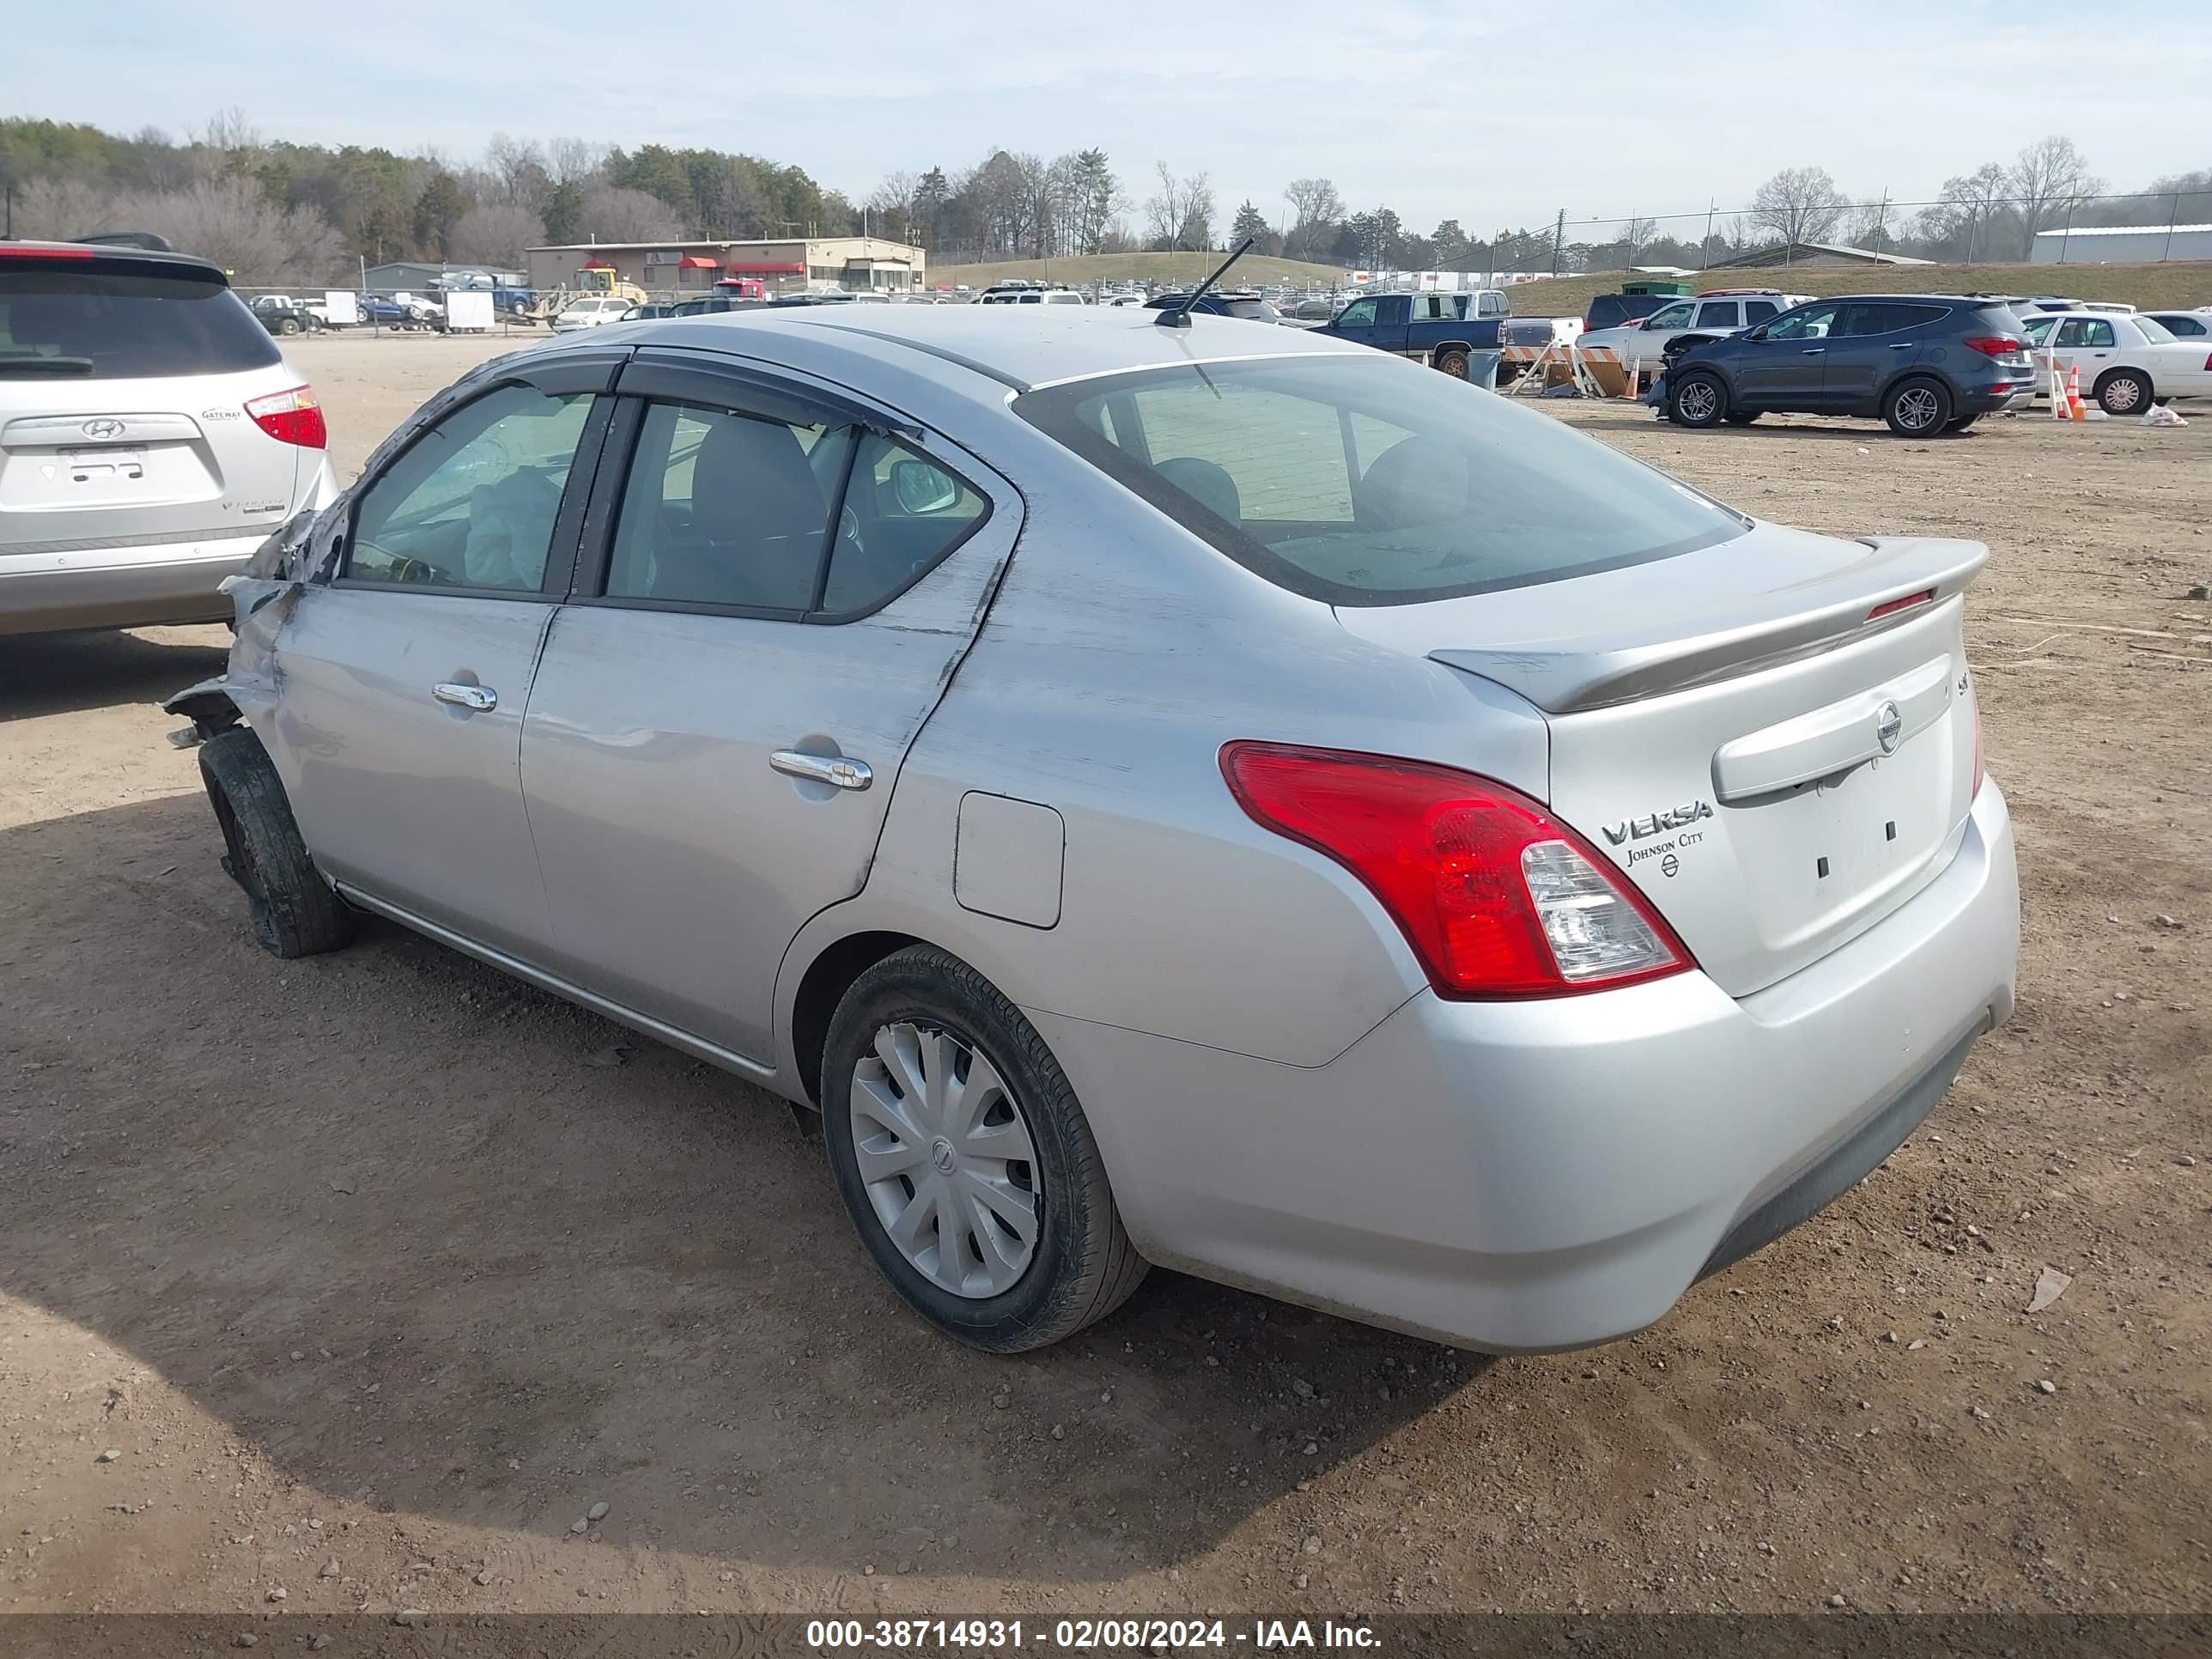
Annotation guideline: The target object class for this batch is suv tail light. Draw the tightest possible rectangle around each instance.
[1961,336,2024,358]
[1220,743,1693,1000]
[244,386,326,448]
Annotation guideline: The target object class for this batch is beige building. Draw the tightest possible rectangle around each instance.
[525,236,926,296]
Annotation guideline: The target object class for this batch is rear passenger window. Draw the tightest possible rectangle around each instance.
[1744,301,1778,323]
[1694,302,1739,329]
[348,383,594,592]
[606,400,853,612]
[820,434,989,614]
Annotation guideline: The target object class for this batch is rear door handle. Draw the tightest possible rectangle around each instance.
[771,750,872,791]
[1889,341,1916,349]
[432,682,497,713]
[1801,347,1826,355]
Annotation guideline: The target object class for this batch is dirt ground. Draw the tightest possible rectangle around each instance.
[3,330,2208,1627]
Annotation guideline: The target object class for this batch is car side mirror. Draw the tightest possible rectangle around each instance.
[890,458,958,515]
[1744,325,1768,341]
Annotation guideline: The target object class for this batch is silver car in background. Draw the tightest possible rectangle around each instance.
[169,307,2019,1354]
[2,240,337,635]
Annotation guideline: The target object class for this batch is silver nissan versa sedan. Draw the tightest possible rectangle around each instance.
[167,306,2019,1354]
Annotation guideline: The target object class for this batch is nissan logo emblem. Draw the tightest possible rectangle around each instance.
[1875,700,1904,756]
[81,418,125,441]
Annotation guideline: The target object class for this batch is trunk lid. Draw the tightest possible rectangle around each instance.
[1334,523,1986,996]
[0,369,306,551]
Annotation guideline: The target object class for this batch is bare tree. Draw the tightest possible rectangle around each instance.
[867,169,921,239]
[2007,136,2102,256]
[1145,160,1188,250]
[579,184,684,242]
[1621,215,1657,258]
[196,106,263,158]
[1747,167,1846,246]
[19,174,343,283]
[1178,170,1215,252]
[483,133,552,209]
[545,137,606,186]
[450,203,545,266]
[1283,177,1344,259]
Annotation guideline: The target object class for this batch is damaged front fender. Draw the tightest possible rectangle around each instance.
[161,574,302,745]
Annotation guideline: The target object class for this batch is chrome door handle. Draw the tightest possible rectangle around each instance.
[1889,341,1916,349]
[432,682,497,713]
[771,750,872,791]
[1801,348,1826,355]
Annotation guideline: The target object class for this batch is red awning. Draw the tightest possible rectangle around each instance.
[678,255,720,269]
[579,259,616,270]
[720,260,805,276]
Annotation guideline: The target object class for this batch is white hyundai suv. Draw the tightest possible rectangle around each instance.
[1,240,337,635]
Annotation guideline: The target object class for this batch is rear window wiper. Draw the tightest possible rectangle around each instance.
[0,356,96,376]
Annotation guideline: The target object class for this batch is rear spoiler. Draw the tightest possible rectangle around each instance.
[1428,536,1988,714]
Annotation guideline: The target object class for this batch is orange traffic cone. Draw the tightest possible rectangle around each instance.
[2066,363,2087,422]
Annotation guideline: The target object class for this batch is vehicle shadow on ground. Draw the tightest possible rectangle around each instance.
[1567,414,1989,442]
[1,789,1492,1582]
[0,626,231,723]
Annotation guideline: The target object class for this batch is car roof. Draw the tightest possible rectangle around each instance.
[592,304,1370,393]
[0,238,230,283]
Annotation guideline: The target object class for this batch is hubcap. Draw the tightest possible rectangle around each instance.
[1897,386,1940,430]
[849,1022,1040,1299]
[1678,381,1717,422]
[2107,378,2142,411]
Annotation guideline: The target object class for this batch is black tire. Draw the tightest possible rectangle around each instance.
[822,945,1146,1352]
[1944,413,1982,433]
[198,728,356,960]
[2094,368,2151,416]
[1434,348,1470,380]
[1668,370,1727,428]
[278,316,302,336]
[1882,376,1953,436]
[1723,410,1761,426]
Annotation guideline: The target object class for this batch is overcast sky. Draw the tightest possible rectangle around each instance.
[9,3,2209,235]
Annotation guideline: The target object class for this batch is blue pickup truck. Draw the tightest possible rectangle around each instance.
[1312,289,1516,379]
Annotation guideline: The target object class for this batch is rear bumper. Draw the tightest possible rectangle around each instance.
[0,532,271,635]
[1033,782,2019,1352]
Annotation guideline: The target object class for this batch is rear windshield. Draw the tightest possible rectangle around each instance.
[1013,356,1747,605]
[2134,316,2176,343]
[0,265,281,380]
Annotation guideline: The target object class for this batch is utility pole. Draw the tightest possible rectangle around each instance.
[2164,191,2182,261]
[1701,198,1715,270]
[2058,197,2076,264]
[1550,209,1565,277]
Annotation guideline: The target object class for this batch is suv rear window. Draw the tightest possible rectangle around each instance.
[0,264,282,380]
[1014,356,1747,606]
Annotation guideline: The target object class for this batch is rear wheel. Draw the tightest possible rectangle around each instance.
[1882,376,1952,436]
[1434,348,1470,380]
[2094,368,2151,416]
[1668,371,1727,428]
[821,945,1146,1352]
[277,315,302,336]
[198,728,356,959]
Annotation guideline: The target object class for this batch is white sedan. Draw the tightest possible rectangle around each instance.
[2021,312,2212,414]
[550,295,635,333]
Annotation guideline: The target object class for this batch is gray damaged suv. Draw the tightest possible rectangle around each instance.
[167,307,2019,1356]
[1,240,337,635]
[1666,295,2039,436]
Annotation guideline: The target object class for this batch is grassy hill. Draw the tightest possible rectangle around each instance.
[1498,259,2211,318]
[933,251,1344,290]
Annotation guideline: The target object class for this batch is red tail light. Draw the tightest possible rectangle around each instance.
[1868,588,1936,621]
[1219,743,1693,1000]
[1961,336,2024,358]
[244,386,326,448]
